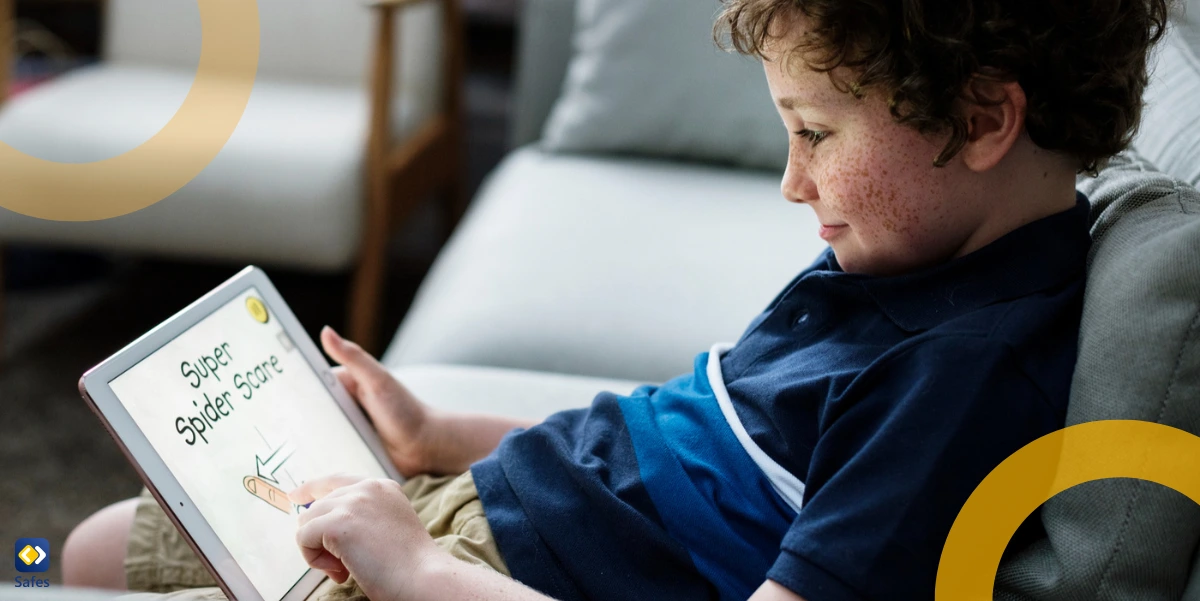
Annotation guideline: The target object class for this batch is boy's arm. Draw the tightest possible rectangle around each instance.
[748,580,808,601]
[293,475,811,601]
[412,562,808,601]
[423,408,541,474]
[321,327,539,476]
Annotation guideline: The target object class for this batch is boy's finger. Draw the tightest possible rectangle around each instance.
[326,567,350,585]
[288,473,366,505]
[309,550,348,582]
[297,524,349,581]
[297,514,346,557]
[332,366,360,399]
[300,546,345,574]
[320,327,388,385]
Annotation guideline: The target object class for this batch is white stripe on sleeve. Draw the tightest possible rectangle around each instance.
[707,343,807,513]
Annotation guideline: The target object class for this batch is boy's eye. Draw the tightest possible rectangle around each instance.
[796,128,828,147]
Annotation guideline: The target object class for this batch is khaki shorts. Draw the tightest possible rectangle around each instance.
[123,472,508,600]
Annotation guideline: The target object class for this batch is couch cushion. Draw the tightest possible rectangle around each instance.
[540,0,787,171]
[0,65,420,270]
[392,364,641,419]
[382,147,826,382]
[995,151,1200,600]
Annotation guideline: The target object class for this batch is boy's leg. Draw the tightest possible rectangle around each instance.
[124,489,222,593]
[125,490,338,599]
[63,497,140,589]
[402,472,510,576]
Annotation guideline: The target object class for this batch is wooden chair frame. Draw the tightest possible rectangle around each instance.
[0,0,466,357]
[354,0,467,352]
[0,0,11,361]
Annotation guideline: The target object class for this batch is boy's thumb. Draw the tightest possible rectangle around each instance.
[320,326,381,375]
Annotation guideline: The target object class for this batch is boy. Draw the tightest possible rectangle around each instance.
[64,0,1169,599]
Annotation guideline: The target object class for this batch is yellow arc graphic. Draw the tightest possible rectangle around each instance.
[0,0,260,221]
[937,420,1200,599]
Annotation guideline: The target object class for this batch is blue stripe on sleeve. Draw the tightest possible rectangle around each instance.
[618,352,797,601]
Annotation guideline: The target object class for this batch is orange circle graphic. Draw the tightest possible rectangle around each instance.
[937,420,1200,599]
[0,0,260,221]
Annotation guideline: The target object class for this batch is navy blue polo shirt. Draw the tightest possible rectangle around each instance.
[471,194,1091,601]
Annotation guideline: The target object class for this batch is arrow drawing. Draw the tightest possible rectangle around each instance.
[256,440,295,485]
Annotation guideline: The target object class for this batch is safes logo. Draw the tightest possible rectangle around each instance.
[14,538,49,573]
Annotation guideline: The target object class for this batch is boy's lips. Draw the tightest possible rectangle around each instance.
[818,223,848,240]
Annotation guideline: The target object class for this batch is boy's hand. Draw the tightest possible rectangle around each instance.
[321,327,434,477]
[289,475,442,601]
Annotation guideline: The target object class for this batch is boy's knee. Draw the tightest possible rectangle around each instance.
[63,497,140,590]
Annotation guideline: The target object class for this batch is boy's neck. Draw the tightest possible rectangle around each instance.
[954,139,1080,259]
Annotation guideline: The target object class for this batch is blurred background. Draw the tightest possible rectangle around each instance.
[0,0,518,584]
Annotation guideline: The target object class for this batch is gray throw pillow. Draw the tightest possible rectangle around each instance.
[1136,21,1200,187]
[540,0,788,171]
[995,151,1200,600]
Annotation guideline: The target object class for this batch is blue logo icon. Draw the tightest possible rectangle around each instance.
[14,538,49,573]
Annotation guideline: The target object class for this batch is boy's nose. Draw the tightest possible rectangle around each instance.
[781,163,819,205]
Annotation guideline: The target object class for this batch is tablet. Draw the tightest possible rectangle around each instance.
[79,266,401,601]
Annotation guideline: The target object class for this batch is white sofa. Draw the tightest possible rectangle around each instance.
[383,0,827,402]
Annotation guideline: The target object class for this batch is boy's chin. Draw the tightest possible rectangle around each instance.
[831,247,907,277]
[829,246,870,275]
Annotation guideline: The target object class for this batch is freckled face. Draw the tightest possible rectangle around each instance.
[764,50,986,276]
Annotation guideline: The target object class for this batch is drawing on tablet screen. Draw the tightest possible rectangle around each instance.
[244,428,301,514]
[244,475,292,514]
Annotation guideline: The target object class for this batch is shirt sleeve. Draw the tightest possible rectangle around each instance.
[768,335,1066,601]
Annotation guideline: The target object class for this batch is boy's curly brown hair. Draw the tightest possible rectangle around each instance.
[715,0,1171,172]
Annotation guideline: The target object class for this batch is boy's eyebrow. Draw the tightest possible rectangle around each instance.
[777,97,803,110]
[777,96,818,110]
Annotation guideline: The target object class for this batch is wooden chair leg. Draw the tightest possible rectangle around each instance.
[0,243,7,365]
[439,129,469,241]
[348,134,398,354]
[440,176,468,242]
[347,253,387,355]
[350,2,396,356]
[347,208,390,355]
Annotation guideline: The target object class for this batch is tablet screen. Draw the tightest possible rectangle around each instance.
[109,287,389,601]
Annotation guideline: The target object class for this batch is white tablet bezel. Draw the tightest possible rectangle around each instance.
[78,265,401,601]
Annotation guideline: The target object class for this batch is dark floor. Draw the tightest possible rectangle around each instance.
[0,21,515,586]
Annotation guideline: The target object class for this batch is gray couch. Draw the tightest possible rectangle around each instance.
[380,0,1200,599]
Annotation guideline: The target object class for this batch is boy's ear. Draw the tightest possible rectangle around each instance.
[958,79,1027,172]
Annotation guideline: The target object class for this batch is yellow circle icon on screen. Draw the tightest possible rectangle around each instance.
[0,0,260,221]
[246,297,269,324]
[936,420,1200,599]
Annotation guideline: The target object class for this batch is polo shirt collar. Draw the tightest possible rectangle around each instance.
[821,193,1091,332]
